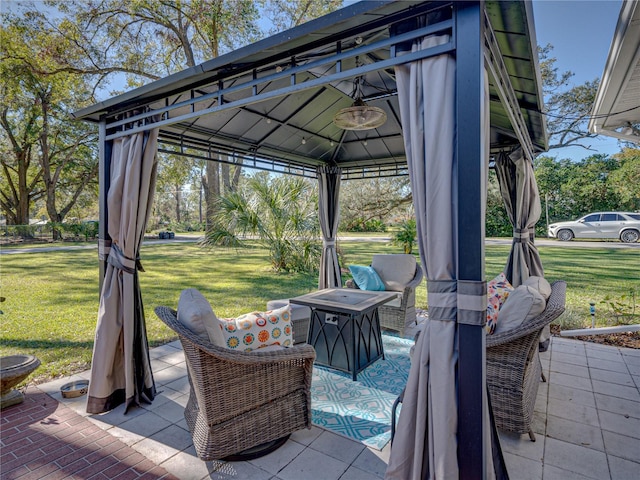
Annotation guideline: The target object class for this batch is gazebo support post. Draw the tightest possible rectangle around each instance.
[456,2,488,477]
[98,117,112,293]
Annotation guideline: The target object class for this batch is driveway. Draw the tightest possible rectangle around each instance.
[1,235,638,255]
[485,237,640,249]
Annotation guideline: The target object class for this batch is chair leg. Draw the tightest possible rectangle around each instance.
[539,355,547,382]
[390,389,405,444]
[528,429,536,442]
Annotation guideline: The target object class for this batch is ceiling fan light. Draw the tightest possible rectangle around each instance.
[333,98,387,131]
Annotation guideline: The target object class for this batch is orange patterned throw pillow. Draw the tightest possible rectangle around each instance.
[219,305,293,351]
[486,272,514,334]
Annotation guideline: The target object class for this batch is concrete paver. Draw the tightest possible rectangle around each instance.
[2,335,639,479]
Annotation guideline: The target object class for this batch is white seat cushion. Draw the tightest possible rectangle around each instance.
[383,294,402,308]
[249,344,284,353]
[177,289,226,347]
[266,299,311,321]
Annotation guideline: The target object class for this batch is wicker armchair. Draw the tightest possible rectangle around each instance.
[486,281,566,441]
[346,254,424,335]
[154,306,316,461]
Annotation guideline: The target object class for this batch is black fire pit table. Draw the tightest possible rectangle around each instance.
[290,288,399,381]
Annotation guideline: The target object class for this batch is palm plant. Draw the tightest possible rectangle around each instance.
[202,174,321,273]
[392,218,416,254]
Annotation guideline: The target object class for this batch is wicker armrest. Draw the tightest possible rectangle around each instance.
[486,281,566,348]
[405,263,424,289]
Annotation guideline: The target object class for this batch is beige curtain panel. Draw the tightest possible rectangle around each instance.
[317,164,343,289]
[387,31,500,478]
[495,148,544,288]
[87,128,159,414]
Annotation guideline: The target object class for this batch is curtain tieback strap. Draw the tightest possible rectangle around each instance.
[457,280,487,326]
[427,279,487,326]
[323,240,336,247]
[513,228,530,243]
[107,244,140,274]
[427,280,457,322]
[98,239,112,261]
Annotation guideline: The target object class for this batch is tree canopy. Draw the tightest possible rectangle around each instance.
[1,3,636,239]
[0,0,341,227]
[1,11,97,229]
[538,44,600,152]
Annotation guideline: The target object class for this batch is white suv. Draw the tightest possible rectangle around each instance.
[548,212,640,243]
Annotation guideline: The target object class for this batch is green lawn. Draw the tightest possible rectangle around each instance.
[1,241,637,383]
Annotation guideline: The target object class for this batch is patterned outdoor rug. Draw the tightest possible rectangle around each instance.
[311,334,414,450]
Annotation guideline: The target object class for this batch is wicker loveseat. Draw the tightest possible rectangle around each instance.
[154,306,316,460]
[346,254,424,335]
[486,280,566,441]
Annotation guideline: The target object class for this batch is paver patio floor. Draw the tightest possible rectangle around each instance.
[2,333,639,479]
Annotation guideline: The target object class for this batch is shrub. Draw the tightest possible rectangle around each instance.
[391,219,416,253]
[201,175,320,273]
[343,218,387,232]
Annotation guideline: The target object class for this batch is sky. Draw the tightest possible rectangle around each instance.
[531,0,623,161]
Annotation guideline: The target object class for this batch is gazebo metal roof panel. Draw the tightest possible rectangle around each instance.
[74,0,547,177]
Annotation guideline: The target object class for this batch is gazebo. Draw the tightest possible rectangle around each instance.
[74,1,547,477]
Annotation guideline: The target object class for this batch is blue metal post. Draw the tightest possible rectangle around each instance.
[455,1,488,478]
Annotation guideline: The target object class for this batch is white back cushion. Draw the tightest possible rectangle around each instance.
[371,254,416,290]
[177,289,225,347]
[495,285,546,334]
[522,276,552,300]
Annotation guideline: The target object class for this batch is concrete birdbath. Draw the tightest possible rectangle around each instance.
[0,355,41,409]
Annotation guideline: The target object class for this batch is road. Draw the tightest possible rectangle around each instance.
[1,236,638,255]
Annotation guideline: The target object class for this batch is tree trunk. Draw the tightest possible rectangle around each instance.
[205,160,220,229]
[198,164,204,224]
[16,153,31,227]
[39,95,63,240]
[0,110,34,227]
[231,161,243,191]
[221,159,231,195]
[174,184,182,223]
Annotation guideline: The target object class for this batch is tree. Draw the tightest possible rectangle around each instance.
[538,44,601,152]
[534,151,639,223]
[45,0,340,229]
[261,0,343,33]
[608,147,640,211]
[1,13,97,232]
[155,154,195,224]
[202,173,320,273]
[391,218,416,254]
[485,169,512,237]
[561,154,621,216]
[50,0,261,89]
[339,177,412,231]
[534,155,575,222]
